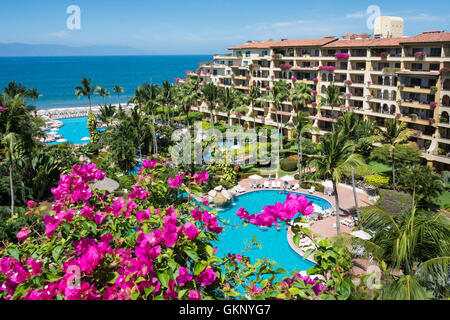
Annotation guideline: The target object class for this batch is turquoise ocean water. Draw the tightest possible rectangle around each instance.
[0,55,210,109]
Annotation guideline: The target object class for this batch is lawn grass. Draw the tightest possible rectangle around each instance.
[366,161,392,175]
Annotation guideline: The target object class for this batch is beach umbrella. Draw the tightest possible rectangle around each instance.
[281,175,294,181]
[351,230,372,240]
[81,137,90,141]
[248,175,263,180]
[90,177,120,192]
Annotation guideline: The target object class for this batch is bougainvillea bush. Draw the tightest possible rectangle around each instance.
[0,161,359,300]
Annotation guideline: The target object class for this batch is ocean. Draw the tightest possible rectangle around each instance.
[0,55,211,109]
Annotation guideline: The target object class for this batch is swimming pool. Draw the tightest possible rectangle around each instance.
[45,117,105,145]
[213,190,332,273]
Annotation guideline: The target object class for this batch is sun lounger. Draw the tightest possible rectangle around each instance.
[292,183,299,191]
[308,186,315,194]
[276,181,281,188]
[264,181,270,188]
[271,181,276,188]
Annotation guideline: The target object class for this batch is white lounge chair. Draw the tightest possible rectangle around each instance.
[308,186,315,194]
[276,181,282,188]
[264,181,270,188]
[292,183,300,191]
[271,181,276,188]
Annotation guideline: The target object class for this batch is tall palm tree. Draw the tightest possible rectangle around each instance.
[95,86,111,106]
[219,87,240,128]
[268,80,290,149]
[177,80,199,130]
[160,81,174,125]
[287,111,318,185]
[312,130,364,234]
[345,201,450,299]
[99,104,116,127]
[75,77,96,109]
[320,84,344,132]
[4,133,17,218]
[247,86,262,128]
[112,85,124,106]
[291,82,313,113]
[381,117,413,189]
[3,81,27,98]
[201,82,220,129]
[26,88,43,114]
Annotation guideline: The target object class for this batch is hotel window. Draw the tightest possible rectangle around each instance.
[243,61,248,66]
[261,50,268,56]
[430,48,441,57]
[245,51,250,57]
[411,63,422,71]
[430,63,440,71]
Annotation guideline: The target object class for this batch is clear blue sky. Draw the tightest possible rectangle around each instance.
[1,0,449,54]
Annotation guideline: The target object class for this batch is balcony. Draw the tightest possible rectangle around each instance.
[400,85,432,95]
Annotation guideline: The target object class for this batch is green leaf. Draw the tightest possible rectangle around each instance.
[194,262,207,276]
[289,287,301,296]
[52,245,64,261]
[293,234,301,247]
[184,248,199,262]
[7,246,20,261]
[205,245,214,257]
[275,267,288,274]
[157,271,169,288]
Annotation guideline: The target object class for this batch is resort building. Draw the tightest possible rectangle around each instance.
[183,27,450,170]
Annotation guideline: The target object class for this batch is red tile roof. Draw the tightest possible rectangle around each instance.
[323,37,405,48]
[399,31,450,44]
[228,37,338,50]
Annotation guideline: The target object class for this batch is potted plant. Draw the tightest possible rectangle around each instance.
[335,53,349,60]
[430,86,438,95]
[344,79,352,85]
[430,101,437,109]
[440,67,450,76]
[380,51,388,59]
[414,51,426,60]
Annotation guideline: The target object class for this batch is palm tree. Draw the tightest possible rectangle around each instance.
[320,84,344,132]
[75,77,96,109]
[95,86,110,106]
[312,130,364,234]
[112,85,124,106]
[287,111,318,185]
[247,86,262,128]
[219,87,240,128]
[268,80,290,149]
[26,88,43,114]
[346,201,450,299]
[381,117,413,189]
[99,104,116,127]
[3,81,27,98]
[176,79,199,130]
[291,82,313,113]
[160,81,174,124]
[201,82,220,129]
[4,133,17,218]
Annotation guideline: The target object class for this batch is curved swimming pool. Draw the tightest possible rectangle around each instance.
[213,190,332,273]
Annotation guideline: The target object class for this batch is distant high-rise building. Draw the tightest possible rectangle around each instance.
[374,16,404,38]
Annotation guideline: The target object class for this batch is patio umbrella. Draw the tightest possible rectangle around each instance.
[281,175,294,181]
[90,177,120,192]
[248,174,263,180]
[351,230,372,240]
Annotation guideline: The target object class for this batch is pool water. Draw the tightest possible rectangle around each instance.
[45,117,105,145]
[213,190,332,274]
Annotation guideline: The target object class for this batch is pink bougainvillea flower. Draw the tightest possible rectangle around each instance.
[79,245,101,275]
[136,209,151,222]
[193,171,209,185]
[142,158,158,169]
[168,173,185,189]
[202,198,209,206]
[26,258,42,276]
[236,207,249,220]
[183,222,199,240]
[191,207,203,220]
[27,200,37,208]
[16,227,31,242]
[162,223,178,247]
[189,289,202,300]
[195,268,217,286]
[176,267,193,287]
[44,215,59,238]
[164,279,178,300]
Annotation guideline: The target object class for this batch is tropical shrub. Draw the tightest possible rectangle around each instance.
[280,158,298,172]
[0,162,359,300]
[0,206,44,244]
[364,174,390,189]
[369,145,421,166]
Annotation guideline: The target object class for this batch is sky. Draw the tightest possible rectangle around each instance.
[1,0,450,55]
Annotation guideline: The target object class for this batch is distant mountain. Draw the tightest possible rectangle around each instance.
[0,43,152,56]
